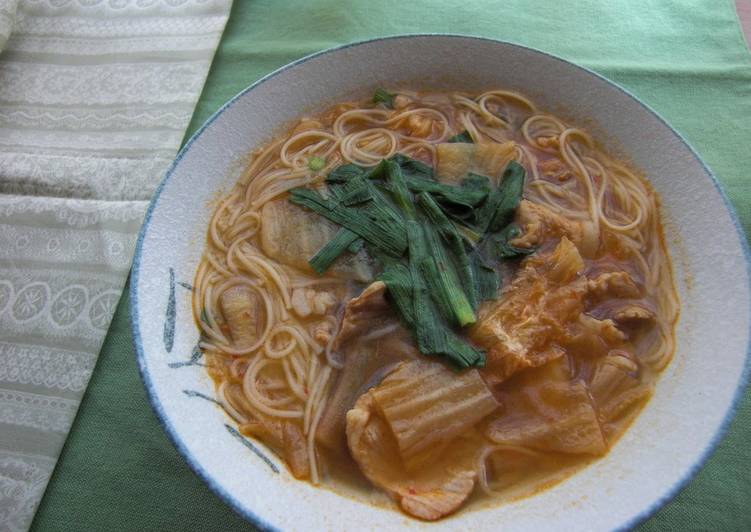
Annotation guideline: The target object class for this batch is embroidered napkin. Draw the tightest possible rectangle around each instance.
[28,1,751,531]
[0,1,231,530]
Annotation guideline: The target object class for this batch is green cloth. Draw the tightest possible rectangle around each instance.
[31,0,751,530]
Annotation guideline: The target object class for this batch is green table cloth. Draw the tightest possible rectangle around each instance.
[30,0,751,530]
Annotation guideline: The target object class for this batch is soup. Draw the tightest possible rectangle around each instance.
[192,89,678,521]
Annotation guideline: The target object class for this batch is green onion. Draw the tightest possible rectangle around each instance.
[327,163,365,183]
[406,221,446,355]
[422,223,476,327]
[454,223,482,246]
[289,154,529,370]
[389,153,434,180]
[339,181,372,206]
[308,156,326,172]
[308,228,360,274]
[289,187,407,257]
[378,262,415,326]
[381,160,416,219]
[390,154,490,210]
[476,161,525,233]
[444,332,485,368]
[471,251,499,300]
[372,88,396,108]
[347,238,365,254]
[404,174,489,211]
[419,258,452,324]
[417,192,478,309]
[479,223,535,261]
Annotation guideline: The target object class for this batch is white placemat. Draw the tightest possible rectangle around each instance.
[0,2,231,530]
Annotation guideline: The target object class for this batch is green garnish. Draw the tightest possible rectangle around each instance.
[347,238,365,254]
[308,228,360,274]
[422,225,476,327]
[454,222,482,246]
[373,88,396,108]
[470,251,499,300]
[406,221,439,353]
[290,153,529,369]
[308,156,326,171]
[448,130,473,143]
[404,173,489,212]
[480,223,535,261]
[389,153,434,180]
[475,161,525,233]
[326,156,490,212]
[339,182,372,206]
[289,183,407,258]
[405,221,483,366]
[327,163,365,183]
[379,262,416,325]
[418,192,478,309]
[380,160,416,219]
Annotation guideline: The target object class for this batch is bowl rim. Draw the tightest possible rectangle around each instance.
[130,33,751,532]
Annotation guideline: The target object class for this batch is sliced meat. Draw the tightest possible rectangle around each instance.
[311,320,335,345]
[333,281,391,349]
[316,282,415,451]
[587,299,656,329]
[510,199,598,257]
[584,268,654,331]
[220,285,263,347]
[587,270,641,299]
[242,418,310,479]
[564,313,627,359]
[346,361,490,521]
[260,199,374,281]
[282,422,310,479]
[435,141,516,184]
[290,287,337,318]
[485,358,607,455]
[612,304,655,324]
[576,314,626,345]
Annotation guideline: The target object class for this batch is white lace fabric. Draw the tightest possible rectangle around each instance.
[0,2,231,530]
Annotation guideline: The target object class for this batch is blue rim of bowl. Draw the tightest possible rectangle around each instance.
[131,34,751,532]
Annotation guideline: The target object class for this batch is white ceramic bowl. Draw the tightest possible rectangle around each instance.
[131,35,751,531]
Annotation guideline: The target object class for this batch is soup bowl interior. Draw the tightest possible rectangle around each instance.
[131,35,750,531]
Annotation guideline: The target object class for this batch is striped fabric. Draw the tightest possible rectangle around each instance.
[0,2,231,530]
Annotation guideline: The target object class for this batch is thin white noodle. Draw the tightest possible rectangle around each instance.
[307,365,332,484]
[219,382,249,424]
[264,324,310,359]
[321,315,343,369]
[242,357,303,418]
[360,322,400,342]
[282,357,308,401]
[233,247,291,312]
